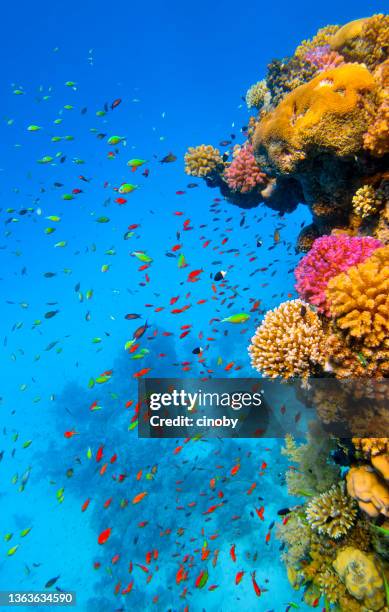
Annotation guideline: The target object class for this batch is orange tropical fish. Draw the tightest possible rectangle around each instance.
[136,469,143,481]
[132,491,148,505]
[111,554,120,564]
[230,544,236,562]
[230,463,240,476]
[235,570,244,585]
[136,563,149,573]
[81,498,90,512]
[265,531,271,544]
[247,482,257,495]
[251,571,261,596]
[64,430,78,438]
[98,528,111,545]
[122,581,134,595]
[146,551,152,564]
[96,445,104,462]
[100,463,108,475]
[133,367,151,378]
[103,497,112,509]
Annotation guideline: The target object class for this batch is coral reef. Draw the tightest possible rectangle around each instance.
[304,44,344,72]
[353,438,389,458]
[295,234,382,315]
[326,245,389,348]
[333,546,386,611]
[364,59,389,157]
[184,145,224,178]
[248,299,327,380]
[294,24,340,59]
[305,483,357,539]
[224,143,267,193]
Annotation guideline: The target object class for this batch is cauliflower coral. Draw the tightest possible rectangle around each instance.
[248,299,326,379]
[306,484,357,539]
[184,145,223,178]
[352,185,384,218]
[224,143,267,193]
[326,245,389,347]
[295,235,382,315]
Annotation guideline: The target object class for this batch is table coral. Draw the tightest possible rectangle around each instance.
[326,245,389,348]
[248,299,327,379]
[346,465,389,518]
[333,546,386,611]
[295,234,382,315]
[224,143,267,193]
[254,63,376,174]
[184,145,224,178]
[305,484,357,539]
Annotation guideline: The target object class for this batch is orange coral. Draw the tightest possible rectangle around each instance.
[248,299,327,379]
[346,465,389,518]
[364,60,389,157]
[329,18,368,50]
[353,438,389,458]
[253,64,376,173]
[326,246,389,348]
[294,24,340,59]
[184,145,223,178]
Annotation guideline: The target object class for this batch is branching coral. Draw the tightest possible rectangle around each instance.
[276,512,311,567]
[347,465,389,518]
[333,546,386,611]
[295,235,382,315]
[305,484,357,539]
[326,245,389,348]
[248,299,327,379]
[184,145,223,178]
[265,56,317,107]
[352,185,384,219]
[245,79,270,110]
[254,63,377,174]
[224,143,267,193]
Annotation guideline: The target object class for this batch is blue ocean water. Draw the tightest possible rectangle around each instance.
[0,1,373,610]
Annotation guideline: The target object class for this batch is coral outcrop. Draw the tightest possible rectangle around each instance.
[333,547,386,611]
[184,145,224,178]
[305,484,357,539]
[224,143,267,193]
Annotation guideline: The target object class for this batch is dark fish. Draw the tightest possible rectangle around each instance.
[96,133,106,140]
[124,313,141,320]
[277,507,291,516]
[74,282,80,292]
[45,575,60,589]
[160,153,177,164]
[66,468,74,478]
[43,272,56,278]
[219,140,231,146]
[53,182,63,187]
[111,98,122,110]
[81,107,87,114]
[213,271,226,282]
[187,183,198,188]
[256,240,263,247]
[300,305,307,318]
[133,322,148,340]
[44,310,59,319]
[60,156,66,164]
[240,216,245,227]
[192,347,202,355]
[45,341,59,351]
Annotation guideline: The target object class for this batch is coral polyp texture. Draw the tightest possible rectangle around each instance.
[248,299,326,379]
[295,234,382,315]
[352,185,384,219]
[184,145,223,178]
[224,143,267,193]
[333,547,386,611]
[253,63,376,172]
[305,484,357,539]
[326,245,389,347]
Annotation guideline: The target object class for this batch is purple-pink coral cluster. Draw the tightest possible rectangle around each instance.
[295,234,382,315]
[224,143,266,193]
[304,45,344,72]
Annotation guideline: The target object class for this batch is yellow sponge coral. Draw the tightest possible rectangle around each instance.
[333,546,385,611]
[248,299,327,379]
[346,465,389,518]
[326,246,389,348]
[184,145,223,178]
[253,64,376,173]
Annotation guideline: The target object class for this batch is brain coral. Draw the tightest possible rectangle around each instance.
[253,63,376,174]
[295,234,382,315]
[248,299,326,379]
[326,245,389,347]
[224,144,267,193]
[333,546,385,611]
[305,484,357,539]
[184,145,223,178]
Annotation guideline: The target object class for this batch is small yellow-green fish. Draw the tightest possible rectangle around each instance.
[87,447,92,459]
[11,474,18,485]
[88,377,95,389]
[65,135,74,141]
[56,487,65,503]
[127,158,147,168]
[95,375,111,384]
[54,241,67,248]
[46,215,61,222]
[128,420,138,431]
[119,183,137,194]
[124,339,136,351]
[65,81,76,87]
[96,216,110,223]
[22,440,32,449]
[4,533,13,542]
[27,125,41,132]
[132,251,153,263]
[44,227,56,234]
[54,118,63,124]
[62,194,74,200]
[86,289,93,300]
[7,545,19,556]
[178,253,187,268]
[96,110,106,117]
[63,104,73,110]
[92,337,102,344]
[107,135,124,145]
[20,528,32,537]
[51,136,62,142]
[105,248,116,256]
[222,313,250,324]
[37,156,53,164]
[101,264,110,273]
[13,89,24,95]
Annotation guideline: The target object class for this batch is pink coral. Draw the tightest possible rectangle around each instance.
[295,235,382,315]
[224,143,266,193]
[304,45,344,72]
